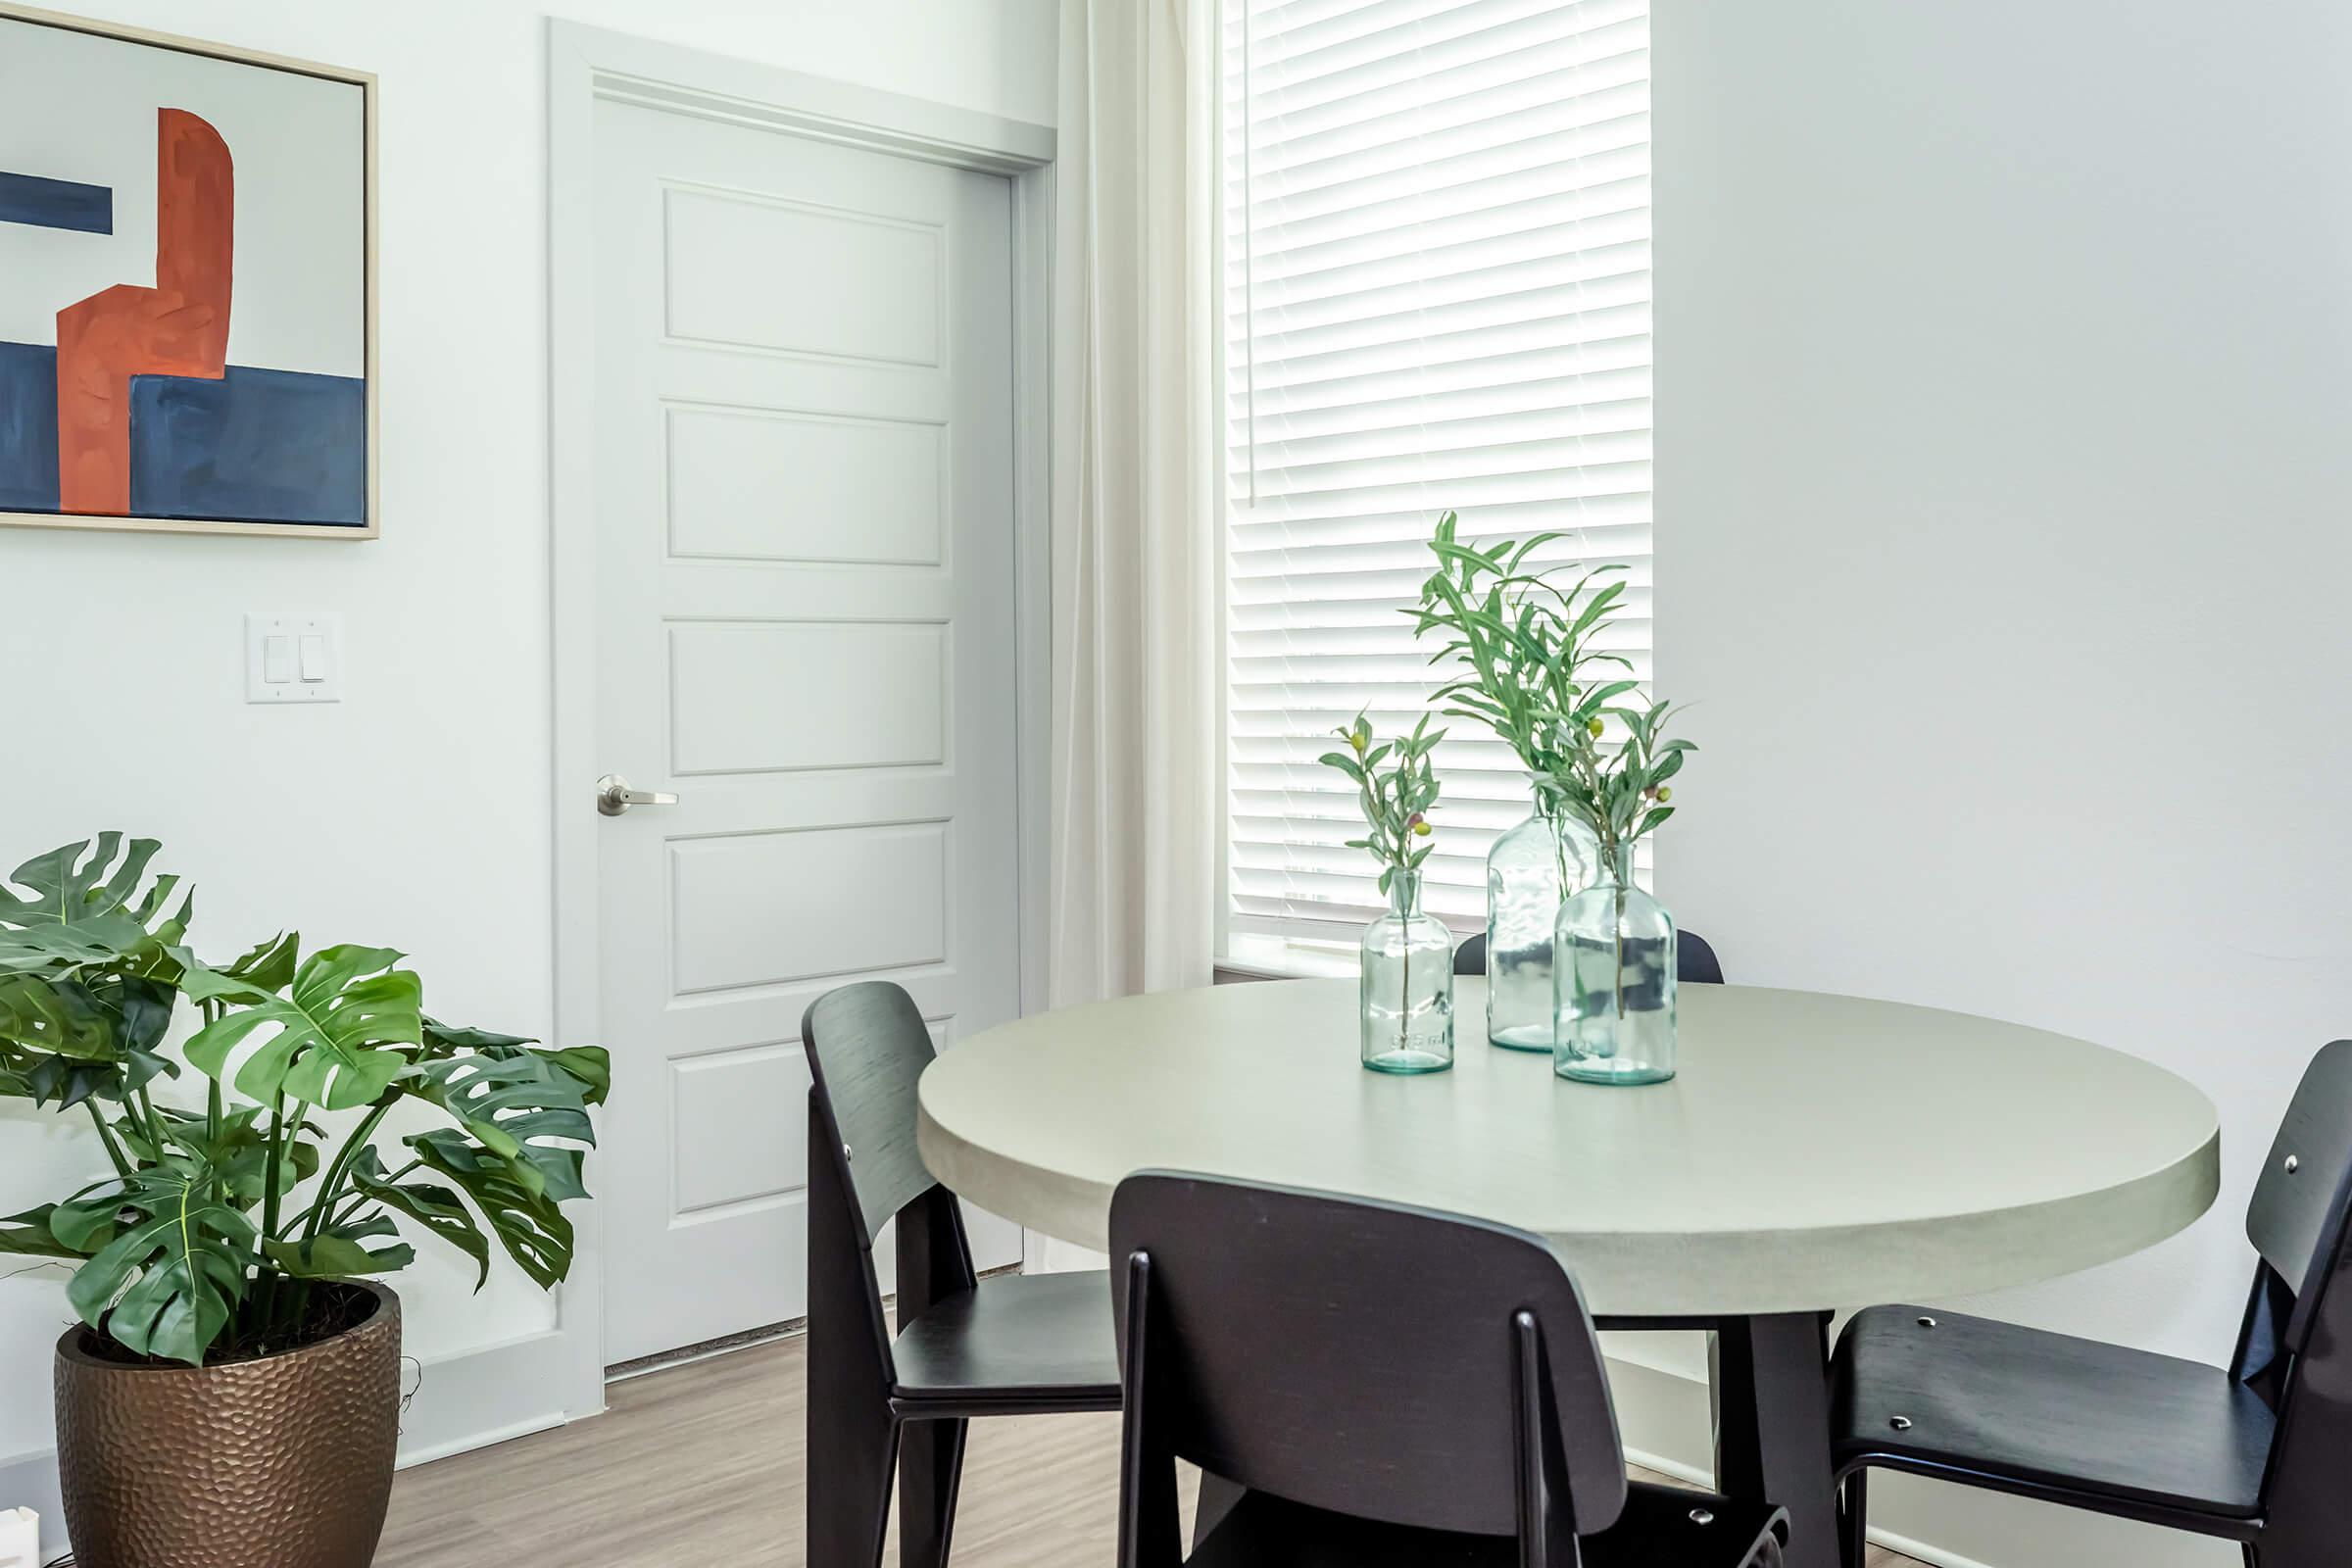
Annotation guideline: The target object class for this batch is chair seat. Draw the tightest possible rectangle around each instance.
[1187,1482,1786,1568]
[1832,1304,2275,1523]
[891,1268,1121,1406]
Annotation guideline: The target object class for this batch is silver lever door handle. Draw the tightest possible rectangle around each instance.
[596,773,678,816]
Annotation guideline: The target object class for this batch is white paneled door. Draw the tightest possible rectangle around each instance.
[591,99,1026,1365]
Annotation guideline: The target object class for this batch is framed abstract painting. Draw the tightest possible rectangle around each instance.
[0,5,376,538]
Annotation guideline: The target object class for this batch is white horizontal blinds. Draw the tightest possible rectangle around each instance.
[1224,0,1652,935]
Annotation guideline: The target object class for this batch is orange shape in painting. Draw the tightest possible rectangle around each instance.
[55,108,234,515]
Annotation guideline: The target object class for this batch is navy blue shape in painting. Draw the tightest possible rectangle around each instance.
[0,341,62,512]
[128,367,368,525]
[0,172,113,234]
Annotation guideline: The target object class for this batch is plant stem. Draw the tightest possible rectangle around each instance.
[239,1095,286,1340]
[1613,879,1629,1021]
[130,1086,170,1155]
[204,1004,223,1150]
[1397,885,1410,1053]
[263,1100,286,1222]
[329,1157,416,1230]
[302,1102,394,1241]
[84,1102,133,1180]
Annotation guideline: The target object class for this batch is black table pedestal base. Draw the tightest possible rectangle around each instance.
[1710,1313,1838,1568]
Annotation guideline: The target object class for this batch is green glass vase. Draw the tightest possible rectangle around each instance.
[1551,844,1677,1085]
[1360,871,1454,1074]
[1485,785,1597,1051]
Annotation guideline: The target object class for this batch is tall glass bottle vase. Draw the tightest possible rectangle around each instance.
[1485,792,1597,1052]
[1552,844,1677,1085]
[1360,871,1455,1074]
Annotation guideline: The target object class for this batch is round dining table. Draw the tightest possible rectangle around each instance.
[918,977,2222,1568]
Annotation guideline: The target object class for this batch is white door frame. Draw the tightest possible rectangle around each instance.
[546,20,1056,1422]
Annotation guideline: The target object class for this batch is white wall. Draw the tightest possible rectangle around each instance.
[1653,0,2352,1561]
[0,0,1053,1478]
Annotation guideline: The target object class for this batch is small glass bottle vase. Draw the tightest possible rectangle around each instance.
[1360,871,1455,1074]
[1486,794,1597,1052]
[1552,845,1677,1085]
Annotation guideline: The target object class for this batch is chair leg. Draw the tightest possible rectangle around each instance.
[1713,1314,1839,1568]
[1838,1470,1868,1568]
[898,1416,969,1568]
[808,1401,898,1568]
[808,1095,903,1568]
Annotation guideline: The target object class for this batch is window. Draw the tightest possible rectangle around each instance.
[1221,0,1654,952]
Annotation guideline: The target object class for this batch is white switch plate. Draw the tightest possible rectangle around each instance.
[246,612,343,704]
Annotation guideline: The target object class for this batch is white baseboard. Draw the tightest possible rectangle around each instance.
[1023,1228,1107,1274]
[0,1328,589,1563]
[1601,1348,2236,1568]
[396,1329,583,1464]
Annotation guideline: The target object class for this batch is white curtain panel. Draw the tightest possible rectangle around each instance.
[1048,0,1222,1010]
[1035,0,1220,1276]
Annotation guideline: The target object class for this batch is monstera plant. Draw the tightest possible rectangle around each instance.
[0,833,608,1568]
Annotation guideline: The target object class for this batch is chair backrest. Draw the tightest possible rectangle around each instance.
[802,980,957,1249]
[2246,1040,2352,1352]
[1109,1171,1627,1548]
[2243,1042,2352,1554]
[802,981,977,1396]
[1454,928,1726,984]
[1678,930,1726,986]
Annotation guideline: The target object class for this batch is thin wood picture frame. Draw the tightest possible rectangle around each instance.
[0,2,379,539]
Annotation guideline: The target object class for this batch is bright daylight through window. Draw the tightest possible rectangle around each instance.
[1222,0,1653,954]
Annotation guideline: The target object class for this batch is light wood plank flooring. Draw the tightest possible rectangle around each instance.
[378,1333,1920,1566]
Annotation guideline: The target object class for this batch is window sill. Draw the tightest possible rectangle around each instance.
[1214,932,1361,982]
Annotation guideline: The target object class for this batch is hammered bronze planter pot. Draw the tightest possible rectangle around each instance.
[54,1283,402,1568]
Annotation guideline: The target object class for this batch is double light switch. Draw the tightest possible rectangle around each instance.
[246,612,343,704]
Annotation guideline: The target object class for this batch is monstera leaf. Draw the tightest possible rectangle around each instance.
[0,1051,118,1111]
[263,1213,414,1280]
[348,1145,491,1287]
[0,973,111,1060]
[416,1020,610,1105]
[0,836,191,1099]
[401,1039,609,1203]
[416,1020,533,1055]
[62,1162,257,1365]
[0,834,191,977]
[0,972,177,1107]
[404,1132,575,1289]
[0,1202,88,1260]
[215,931,301,993]
[183,945,422,1110]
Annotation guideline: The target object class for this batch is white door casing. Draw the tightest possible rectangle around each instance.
[585,92,1033,1366]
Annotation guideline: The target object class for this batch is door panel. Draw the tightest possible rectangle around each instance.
[663,405,946,566]
[666,619,948,774]
[593,100,1023,1365]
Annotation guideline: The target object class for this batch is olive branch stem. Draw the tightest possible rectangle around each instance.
[1320,713,1444,1041]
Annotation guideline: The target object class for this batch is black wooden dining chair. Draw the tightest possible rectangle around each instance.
[1831,1038,2352,1568]
[803,981,1122,1568]
[1454,927,1726,985]
[1109,1171,1788,1568]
